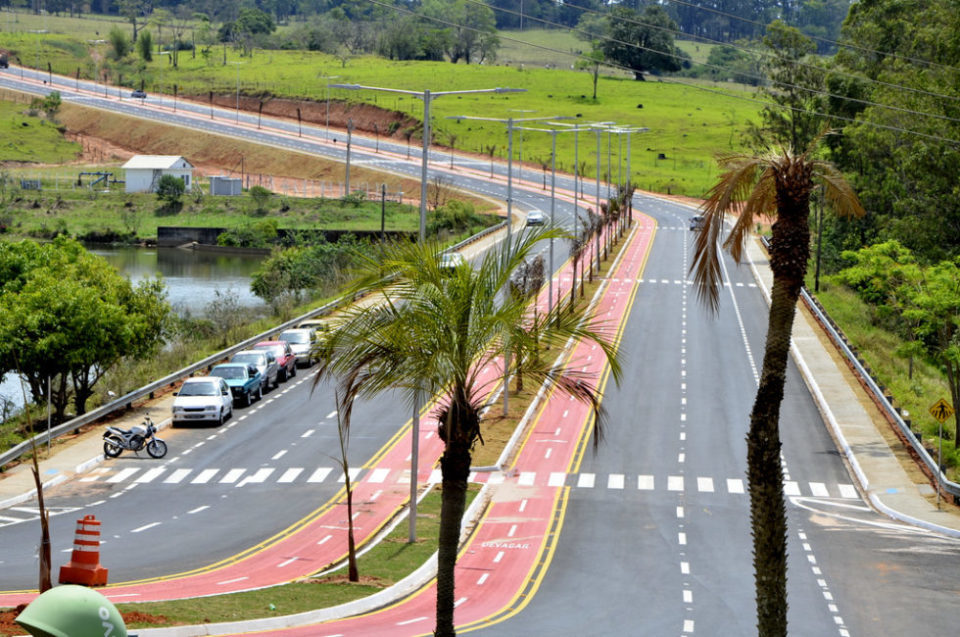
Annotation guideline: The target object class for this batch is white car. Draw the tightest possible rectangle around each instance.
[279,328,316,366]
[439,252,466,270]
[526,209,545,225]
[172,376,234,426]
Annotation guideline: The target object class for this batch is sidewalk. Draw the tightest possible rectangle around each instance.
[0,395,176,510]
[744,235,960,537]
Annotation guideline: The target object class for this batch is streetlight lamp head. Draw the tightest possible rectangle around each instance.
[329,83,362,90]
[495,87,527,94]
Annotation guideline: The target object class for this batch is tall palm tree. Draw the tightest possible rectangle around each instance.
[690,145,863,637]
[316,228,621,636]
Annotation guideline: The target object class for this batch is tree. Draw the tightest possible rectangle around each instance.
[748,21,825,152]
[137,30,153,62]
[315,230,621,636]
[156,174,185,206]
[601,6,683,81]
[418,0,499,64]
[575,46,605,100]
[0,238,170,421]
[690,143,863,636]
[108,26,132,59]
[117,0,147,42]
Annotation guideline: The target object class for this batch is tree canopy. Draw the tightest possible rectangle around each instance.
[0,238,170,422]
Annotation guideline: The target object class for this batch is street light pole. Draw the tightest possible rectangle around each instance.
[329,83,525,542]
[332,84,525,243]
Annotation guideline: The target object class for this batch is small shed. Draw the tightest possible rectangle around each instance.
[121,155,195,194]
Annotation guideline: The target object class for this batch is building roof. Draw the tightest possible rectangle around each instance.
[121,155,193,170]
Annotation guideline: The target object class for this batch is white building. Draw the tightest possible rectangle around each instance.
[121,155,195,194]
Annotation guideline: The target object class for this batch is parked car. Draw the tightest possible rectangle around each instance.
[210,363,263,406]
[254,341,297,381]
[439,252,466,271]
[131,89,147,99]
[297,318,327,336]
[526,209,545,225]
[172,376,233,426]
[231,349,279,391]
[689,215,705,231]
[279,328,317,367]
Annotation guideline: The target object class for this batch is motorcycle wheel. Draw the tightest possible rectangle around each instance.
[146,439,168,458]
[103,439,123,458]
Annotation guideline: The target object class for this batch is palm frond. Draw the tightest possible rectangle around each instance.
[691,155,770,313]
[813,161,866,220]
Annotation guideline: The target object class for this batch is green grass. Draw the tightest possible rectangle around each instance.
[0,17,760,198]
[0,99,80,162]
[812,277,960,474]
[495,28,593,70]
[115,486,478,629]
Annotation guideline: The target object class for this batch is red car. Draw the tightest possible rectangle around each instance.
[254,341,297,382]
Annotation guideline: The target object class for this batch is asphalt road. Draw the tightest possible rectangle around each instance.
[3,67,960,636]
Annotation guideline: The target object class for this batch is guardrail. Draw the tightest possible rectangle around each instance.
[801,289,960,498]
[0,225,506,471]
[755,235,960,499]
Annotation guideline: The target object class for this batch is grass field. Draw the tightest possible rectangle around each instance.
[0,12,760,198]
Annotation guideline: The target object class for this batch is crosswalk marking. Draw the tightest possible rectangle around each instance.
[727,478,745,494]
[59,465,863,501]
[838,484,857,499]
[107,468,139,483]
[219,469,245,484]
[238,468,274,487]
[164,469,191,484]
[368,468,390,483]
[307,467,332,483]
[135,467,167,483]
[277,468,304,483]
[190,469,218,484]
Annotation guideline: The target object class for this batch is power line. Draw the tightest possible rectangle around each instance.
[362,0,960,148]
[478,0,960,109]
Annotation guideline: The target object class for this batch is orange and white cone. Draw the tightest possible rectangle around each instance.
[58,514,108,586]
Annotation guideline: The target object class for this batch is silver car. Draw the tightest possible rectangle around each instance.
[172,377,234,426]
[231,349,280,391]
[279,328,316,367]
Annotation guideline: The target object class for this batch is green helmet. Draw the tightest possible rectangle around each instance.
[16,585,128,637]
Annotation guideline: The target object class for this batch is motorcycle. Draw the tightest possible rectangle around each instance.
[102,415,168,459]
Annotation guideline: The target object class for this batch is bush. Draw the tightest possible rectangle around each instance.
[249,185,272,214]
[217,219,279,248]
[156,175,186,205]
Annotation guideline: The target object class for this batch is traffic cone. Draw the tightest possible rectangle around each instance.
[58,514,108,586]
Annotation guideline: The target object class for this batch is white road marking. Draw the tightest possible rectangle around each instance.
[164,469,191,484]
[277,557,298,567]
[308,467,332,483]
[668,476,684,491]
[272,450,288,460]
[809,482,829,497]
[518,472,536,486]
[697,477,714,493]
[191,469,218,484]
[238,468,275,486]
[784,481,801,496]
[577,473,595,488]
[301,429,315,438]
[130,522,161,533]
[838,484,858,499]
[107,468,140,483]
[637,475,654,490]
[548,472,566,487]
[727,478,745,494]
[368,468,390,483]
[608,474,625,489]
[217,577,249,585]
[187,506,209,514]
[219,469,245,484]
[278,468,304,483]
[135,468,166,483]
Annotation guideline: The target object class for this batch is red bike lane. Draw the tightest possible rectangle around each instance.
[245,213,656,636]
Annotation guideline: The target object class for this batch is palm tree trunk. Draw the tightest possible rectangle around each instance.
[435,439,471,637]
[749,185,810,637]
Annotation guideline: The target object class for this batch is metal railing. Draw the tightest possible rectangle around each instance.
[0,222,506,471]
[801,289,960,497]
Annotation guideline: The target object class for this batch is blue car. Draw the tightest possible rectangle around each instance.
[210,363,263,407]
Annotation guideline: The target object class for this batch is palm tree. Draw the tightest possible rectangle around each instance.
[690,145,863,637]
[316,228,621,636]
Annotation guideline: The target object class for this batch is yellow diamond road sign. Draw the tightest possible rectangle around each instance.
[930,398,954,424]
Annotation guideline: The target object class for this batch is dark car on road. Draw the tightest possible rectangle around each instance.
[210,363,263,406]
[131,89,147,99]
[689,215,705,231]
[254,341,297,381]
